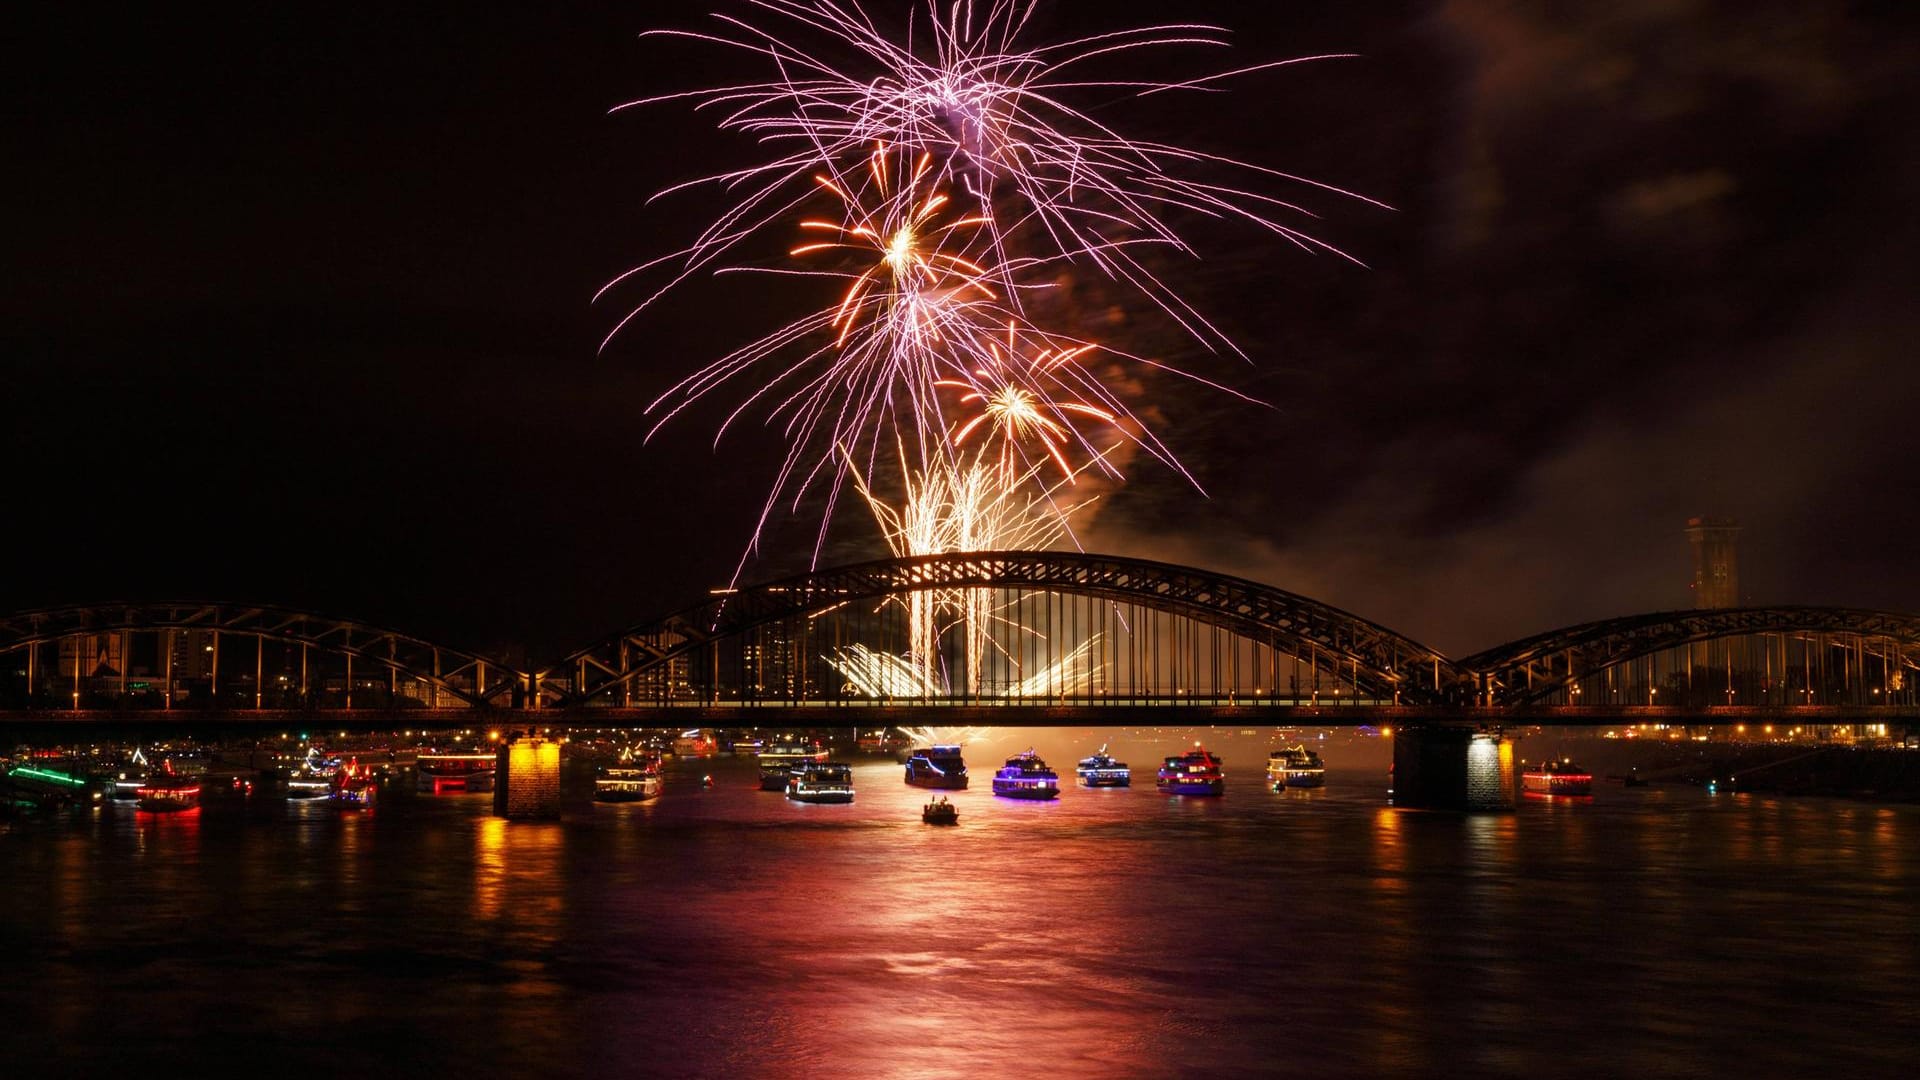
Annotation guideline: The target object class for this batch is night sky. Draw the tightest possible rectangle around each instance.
[8,1,1917,661]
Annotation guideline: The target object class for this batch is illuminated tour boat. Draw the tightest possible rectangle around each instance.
[904,745,969,790]
[135,767,201,813]
[596,748,663,802]
[921,796,959,825]
[672,729,718,756]
[112,747,152,800]
[415,751,496,794]
[786,762,856,804]
[329,759,378,809]
[855,729,903,755]
[1157,745,1226,796]
[286,750,336,800]
[1266,745,1326,790]
[1075,745,1131,788]
[1522,759,1594,797]
[758,740,830,791]
[991,750,1061,800]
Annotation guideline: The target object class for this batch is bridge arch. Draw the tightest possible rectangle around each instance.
[0,602,521,710]
[1460,607,1920,707]
[545,551,1461,708]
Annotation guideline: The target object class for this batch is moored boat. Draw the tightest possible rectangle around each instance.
[1266,745,1326,790]
[1157,745,1225,796]
[1076,745,1131,788]
[1523,759,1593,797]
[786,762,856,804]
[904,745,970,790]
[991,750,1060,800]
[922,797,959,825]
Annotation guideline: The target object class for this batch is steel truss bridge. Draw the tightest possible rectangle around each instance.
[2,553,1916,727]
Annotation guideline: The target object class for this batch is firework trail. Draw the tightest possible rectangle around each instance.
[607,2,1369,691]
[845,438,1103,691]
[634,137,1188,571]
[609,0,1382,355]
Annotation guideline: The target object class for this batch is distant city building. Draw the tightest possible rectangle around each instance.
[1685,516,1741,608]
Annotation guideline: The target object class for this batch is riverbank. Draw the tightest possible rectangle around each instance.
[1523,733,1920,802]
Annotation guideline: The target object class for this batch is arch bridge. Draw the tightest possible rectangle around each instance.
[542,551,1459,711]
[1,555,1916,725]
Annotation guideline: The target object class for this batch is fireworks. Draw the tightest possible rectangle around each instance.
[610,1,1368,695]
[614,0,1380,352]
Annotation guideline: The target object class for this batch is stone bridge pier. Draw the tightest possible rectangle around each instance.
[1390,725,1517,811]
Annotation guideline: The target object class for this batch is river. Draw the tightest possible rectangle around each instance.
[2,728,1915,1078]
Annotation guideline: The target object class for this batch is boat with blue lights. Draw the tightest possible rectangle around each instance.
[758,740,830,791]
[1157,746,1225,796]
[991,750,1060,800]
[328,758,377,809]
[285,748,336,800]
[1075,745,1131,788]
[1266,745,1326,790]
[904,745,969,789]
[786,762,856,804]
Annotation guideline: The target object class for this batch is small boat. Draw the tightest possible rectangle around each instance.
[758,741,830,791]
[329,758,377,809]
[1157,745,1225,796]
[786,762,856,804]
[922,797,959,825]
[904,745,970,790]
[1522,759,1593,797]
[991,750,1060,800]
[1266,745,1326,790]
[1076,745,1131,788]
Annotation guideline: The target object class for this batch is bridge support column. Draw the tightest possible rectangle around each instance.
[1391,726,1516,811]
[493,732,562,820]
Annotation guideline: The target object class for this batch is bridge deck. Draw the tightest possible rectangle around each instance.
[1,704,1911,729]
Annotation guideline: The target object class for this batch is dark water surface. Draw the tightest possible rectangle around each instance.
[3,730,1916,1078]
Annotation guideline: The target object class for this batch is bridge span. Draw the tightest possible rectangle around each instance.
[3,552,1915,729]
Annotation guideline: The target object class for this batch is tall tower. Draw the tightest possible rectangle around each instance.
[1685,516,1741,608]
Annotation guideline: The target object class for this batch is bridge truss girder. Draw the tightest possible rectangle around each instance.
[1458,607,1920,706]
[546,551,1464,708]
[0,603,520,709]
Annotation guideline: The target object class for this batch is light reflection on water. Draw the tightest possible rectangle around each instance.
[1,729,1917,1078]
